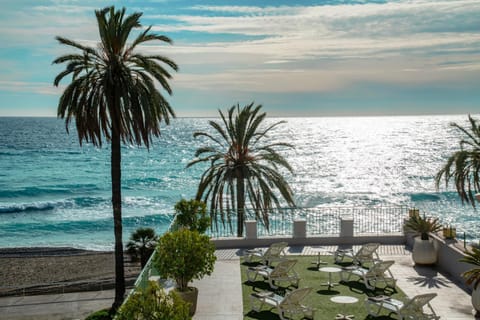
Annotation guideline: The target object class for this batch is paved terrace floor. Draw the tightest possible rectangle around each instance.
[0,245,476,319]
[193,245,476,320]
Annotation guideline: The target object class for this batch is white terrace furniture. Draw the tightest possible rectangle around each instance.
[245,241,288,266]
[319,266,342,290]
[250,287,315,320]
[341,260,397,290]
[333,243,380,266]
[247,259,300,289]
[365,293,440,320]
[331,295,359,320]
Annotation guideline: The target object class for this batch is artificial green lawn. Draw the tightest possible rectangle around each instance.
[240,255,407,320]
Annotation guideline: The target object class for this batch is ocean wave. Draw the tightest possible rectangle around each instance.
[0,196,108,214]
[1,213,174,235]
[410,191,462,202]
[0,184,101,198]
[0,202,56,214]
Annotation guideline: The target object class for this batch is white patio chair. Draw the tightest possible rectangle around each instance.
[341,260,397,290]
[250,287,315,320]
[365,293,440,319]
[245,241,288,265]
[247,259,300,289]
[334,242,380,266]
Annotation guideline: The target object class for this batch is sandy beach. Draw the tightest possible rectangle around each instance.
[0,247,140,296]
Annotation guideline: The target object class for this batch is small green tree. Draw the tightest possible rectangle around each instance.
[116,281,191,320]
[126,227,158,268]
[173,199,210,234]
[153,229,216,292]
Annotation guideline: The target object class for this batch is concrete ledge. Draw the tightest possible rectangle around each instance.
[430,233,472,290]
[211,233,405,249]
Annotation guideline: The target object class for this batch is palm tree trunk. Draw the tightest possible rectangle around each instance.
[111,130,125,312]
[236,173,245,237]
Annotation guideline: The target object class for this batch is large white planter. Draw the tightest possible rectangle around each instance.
[412,237,437,265]
[472,286,480,315]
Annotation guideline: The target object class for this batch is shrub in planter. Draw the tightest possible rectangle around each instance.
[404,213,442,240]
[85,309,111,320]
[153,229,216,315]
[116,281,191,320]
[404,213,442,265]
[442,226,456,239]
[172,199,210,234]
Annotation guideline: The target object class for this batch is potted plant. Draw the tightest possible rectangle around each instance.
[404,213,442,265]
[172,199,210,234]
[460,247,480,316]
[153,229,216,315]
[442,225,456,240]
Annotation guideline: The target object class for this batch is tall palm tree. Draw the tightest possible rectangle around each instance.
[188,103,295,237]
[52,6,178,312]
[435,115,480,207]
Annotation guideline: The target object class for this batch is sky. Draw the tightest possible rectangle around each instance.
[0,0,479,117]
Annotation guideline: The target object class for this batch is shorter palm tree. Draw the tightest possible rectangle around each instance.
[435,115,480,207]
[188,103,295,237]
[126,227,158,268]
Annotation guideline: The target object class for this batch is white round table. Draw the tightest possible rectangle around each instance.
[330,295,359,320]
[319,266,342,289]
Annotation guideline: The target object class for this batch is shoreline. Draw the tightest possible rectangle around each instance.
[0,246,112,258]
[0,247,139,297]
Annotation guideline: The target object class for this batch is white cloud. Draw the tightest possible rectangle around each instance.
[0,81,63,95]
[146,0,480,94]
[0,0,479,100]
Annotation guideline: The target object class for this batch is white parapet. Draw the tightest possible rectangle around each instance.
[245,220,257,239]
[293,219,307,238]
[340,215,354,237]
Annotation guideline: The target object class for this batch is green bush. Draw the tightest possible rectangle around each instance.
[85,309,111,320]
[153,229,216,292]
[116,281,191,320]
[173,198,210,234]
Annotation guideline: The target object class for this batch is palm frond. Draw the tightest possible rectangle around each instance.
[189,103,295,236]
[435,115,480,207]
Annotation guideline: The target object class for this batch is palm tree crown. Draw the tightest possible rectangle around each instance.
[435,115,480,207]
[53,6,178,312]
[126,227,158,268]
[188,103,295,236]
[53,6,178,147]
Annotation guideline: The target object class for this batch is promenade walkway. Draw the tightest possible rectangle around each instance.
[0,245,475,319]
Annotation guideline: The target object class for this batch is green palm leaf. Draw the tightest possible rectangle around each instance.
[435,115,480,207]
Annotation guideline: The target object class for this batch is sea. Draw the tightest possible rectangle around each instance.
[1,115,479,250]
